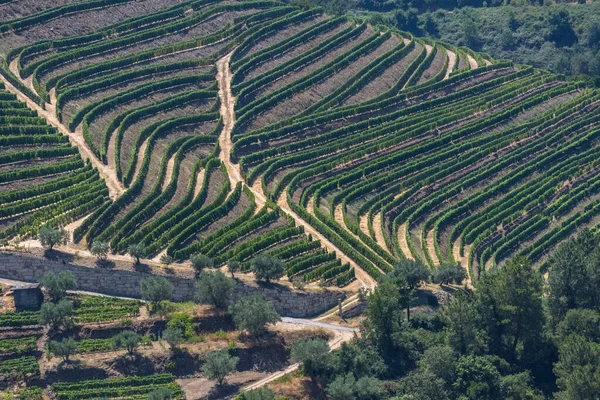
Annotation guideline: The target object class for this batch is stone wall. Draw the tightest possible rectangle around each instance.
[0,251,344,318]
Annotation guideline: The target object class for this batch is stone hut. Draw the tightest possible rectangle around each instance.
[12,283,43,311]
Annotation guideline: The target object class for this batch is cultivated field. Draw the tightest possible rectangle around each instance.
[0,0,598,293]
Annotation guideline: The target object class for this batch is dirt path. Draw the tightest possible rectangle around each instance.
[444,49,456,80]
[193,168,205,198]
[359,214,371,238]
[372,212,390,253]
[3,60,125,200]
[162,153,176,191]
[453,238,473,287]
[397,223,414,260]
[215,53,376,288]
[131,138,149,183]
[424,44,433,56]
[107,127,118,171]
[467,54,478,70]
[484,59,492,66]
[239,318,357,394]
[426,228,440,267]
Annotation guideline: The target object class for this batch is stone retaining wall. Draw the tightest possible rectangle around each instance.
[0,251,345,318]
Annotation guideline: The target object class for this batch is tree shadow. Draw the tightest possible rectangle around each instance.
[112,353,167,376]
[207,383,239,400]
[133,263,152,273]
[45,359,109,382]
[43,249,74,263]
[96,259,115,269]
[169,348,201,376]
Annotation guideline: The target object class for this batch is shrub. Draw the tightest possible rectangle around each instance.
[190,253,214,274]
[39,226,69,250]
[128,243,146,264]
[251,255,285,283]
[39,271,76,302]
[140,276,174,309]
[112,330,142,355]
[201,350,239,385]
[227,260,240,278]
[166,313,194,338]
[160,254,174,266]
[433,263,467,287]
[163,326,183,350]
[146,388,173,400]
[290,338,330,379]
[196,270,236,310]
[388,259,430,289]
[49,337,77,362]
[229,295,281,337]
[239,386,276,400]
[39,300,73,330]
[327,373,355,400]
[90,240,109,260]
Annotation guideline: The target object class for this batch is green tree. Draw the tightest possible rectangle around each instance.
[453,355,502,400]
[251,255,285,283]
[227,260,240,278]
[146,388,173,400]
[90,240,109,260]
[39,300,73,330]
[388,259,430,290]
[190,253,214,274]
[196,270,235,310]
[433,263,466,287]
[39,271,76,302]
[395,371,450,400]
[327,373,355,400]
[127,243,146,264]
[39,226,69,250]
[166,312,194,338]
[446,291,487,355]
[201,350,239,385]
[229,295,281,336]
[163,326,183,350]
[553,333,600,399]
[240,386,275,400]
[354,376,382,399]
[49,337,77,362]
[419,345,457,383]
[290,338,331,380]
[112,330,142,355]
[140,276,174,310]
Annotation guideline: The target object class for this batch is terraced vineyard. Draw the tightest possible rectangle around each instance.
[1,0,599,287]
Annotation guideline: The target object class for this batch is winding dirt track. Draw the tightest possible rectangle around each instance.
[216,53,376,289]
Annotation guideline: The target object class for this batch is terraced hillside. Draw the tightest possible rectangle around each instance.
[0,0,598,286]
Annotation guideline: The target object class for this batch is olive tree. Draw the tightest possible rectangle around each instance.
[229,295,281,336]
[201,350,239,385]
[251,255,284,283]
[196,270,235,310]
[49,337,77,362]
[40,271,76,302]
[39,226,69,250]
[128,243,146,265]
[140,276,174,312]
[112,330,142,355]
[39,300,73,330]
[90,241,109,260]
[190,253,214,274]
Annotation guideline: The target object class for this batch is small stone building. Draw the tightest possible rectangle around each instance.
[12,283,43,311]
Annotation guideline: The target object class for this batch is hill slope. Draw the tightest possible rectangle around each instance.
[0,0,598,285]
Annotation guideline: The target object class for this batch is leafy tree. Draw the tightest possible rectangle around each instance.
[90,241,109,260]
[160,254,173,266]
[419,345,457,383]
[363,280,405,353]
[112,330,142,355]
[240,386,275,400]
[146,388,173,400]
[475,257,545,367]
[163,326,183,350]
[128,243,146,264]
[229,295,281,336]
[553,333,600,399]
[227,260,240,278]
[433,263,466,286]
[196,270,235,310]
[290,338,331,380]
[190,253,214,274]
[39,300,73,330]
[395,371,450,400]
[140,276,174,309]
[251,255,285,283]
[39,226,69,250]
[388,259,430,290]
[555,308,600,344]
[500,372,545,400]
[454,355,502,400]
[446,291,487,355]
[327,373,355,400]
[39,271,76,302]
[332,341,386,379]
[201,350,239,385]
[49,337,77,362]
[354,376,382,399]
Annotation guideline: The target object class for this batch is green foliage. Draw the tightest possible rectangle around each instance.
[163,326,183,349]
[388,259,430,289]
[140,276,174,306]
[229,295,281,336]
[196,270,236,310]
[128,243,146,264]
[38,226,69,250]
[39,300,73,330]
[227,260,241,278]
[238,386,276,400]
[112,330,142,355]
[90,241,109,260]
[166,313,194,339]
[40,271,76,302]
[49,337,77,362]
[432,263,467,286]
[453,355,502,400]
[291,338,331,379]
[190,253,214,273]
[51,374,182,399]
[251,255,285,282]
[201,350,239,385]
[146,388,173,400]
